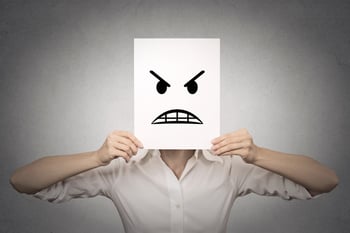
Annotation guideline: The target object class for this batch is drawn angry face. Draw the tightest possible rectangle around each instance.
[149,70,204,124]
[134,38,220,149]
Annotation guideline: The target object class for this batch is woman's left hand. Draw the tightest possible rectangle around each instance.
[211,128,260,164]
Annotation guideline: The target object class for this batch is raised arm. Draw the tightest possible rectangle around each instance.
[211,128,339,196]
[10,131,143,194]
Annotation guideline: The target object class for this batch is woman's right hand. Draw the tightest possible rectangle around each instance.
[95,130,143,165]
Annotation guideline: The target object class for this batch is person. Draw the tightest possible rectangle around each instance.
[10,128,338,233]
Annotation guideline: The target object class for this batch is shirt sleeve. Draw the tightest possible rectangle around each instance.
[32,159,120,203]
[230,156,314,200]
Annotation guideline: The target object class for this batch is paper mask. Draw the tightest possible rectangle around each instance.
[134,38,220,149]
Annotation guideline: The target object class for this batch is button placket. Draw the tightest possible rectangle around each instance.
[161,159,184,233]
[169,181,183,233]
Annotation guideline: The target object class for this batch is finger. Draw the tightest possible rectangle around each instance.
[108,134,138,154]
[211,131,247,144]
[112,142,135,157]
[212,142,248,155]
[111,148,131,162]
[237,128,249,134]
[114,136,138,155]
[211,135,247,149]
[211,134,229,144]
[219,148,248,156]
[114,131,144,148]
[122,131,143,148]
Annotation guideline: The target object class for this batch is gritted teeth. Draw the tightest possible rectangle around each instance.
[152,109,203,124]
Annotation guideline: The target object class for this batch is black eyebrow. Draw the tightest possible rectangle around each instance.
[184,70,205,87]
[149,70,171,87]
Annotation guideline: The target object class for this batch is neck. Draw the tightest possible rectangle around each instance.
[159,150,195,179]
[159,150,195,162]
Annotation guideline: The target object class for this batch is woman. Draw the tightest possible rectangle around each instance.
[10,128,338,233]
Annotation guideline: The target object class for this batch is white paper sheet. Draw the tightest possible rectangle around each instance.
[134,38,220,149]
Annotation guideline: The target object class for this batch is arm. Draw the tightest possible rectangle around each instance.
[10,131,143,194]
[211,128,339,196]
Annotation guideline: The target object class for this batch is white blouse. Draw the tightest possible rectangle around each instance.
[33,149,313,233]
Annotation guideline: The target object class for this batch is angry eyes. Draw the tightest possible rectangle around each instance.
[149,70,205,95]
[149,70,171,94]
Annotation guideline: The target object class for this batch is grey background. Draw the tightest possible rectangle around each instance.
[1,0,349,232]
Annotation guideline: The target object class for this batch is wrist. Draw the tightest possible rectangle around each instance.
[91,150,106,167]
[251,145,265,164]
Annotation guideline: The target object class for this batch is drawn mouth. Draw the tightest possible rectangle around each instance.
[151,109,203,124]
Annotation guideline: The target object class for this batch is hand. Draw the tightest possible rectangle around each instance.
[95,130,143,165]
[211,128,259,163]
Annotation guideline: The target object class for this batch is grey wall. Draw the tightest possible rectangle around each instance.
[1,0,349,232]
